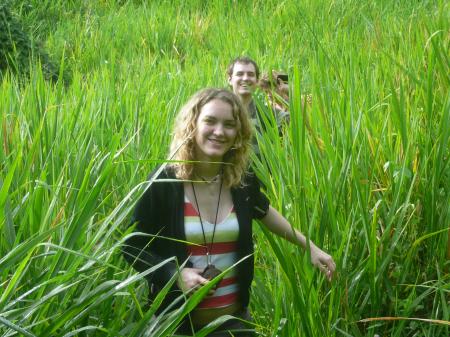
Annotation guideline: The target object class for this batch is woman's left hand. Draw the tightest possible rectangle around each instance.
[310,245,336,282]
[260,206,336,281]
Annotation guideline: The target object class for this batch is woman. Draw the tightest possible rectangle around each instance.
[123,88,335,336]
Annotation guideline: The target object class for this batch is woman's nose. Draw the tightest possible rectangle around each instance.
[213,124,225,135]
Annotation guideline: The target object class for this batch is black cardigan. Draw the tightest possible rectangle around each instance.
[123,166,269,312]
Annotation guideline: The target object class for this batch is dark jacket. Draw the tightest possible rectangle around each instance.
[123,166,269,313]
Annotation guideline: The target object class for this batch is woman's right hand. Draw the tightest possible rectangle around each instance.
[177,268,210,294]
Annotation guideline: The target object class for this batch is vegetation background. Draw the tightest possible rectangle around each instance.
[0,0,449,336]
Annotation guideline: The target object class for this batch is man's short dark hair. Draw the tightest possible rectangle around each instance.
[227,56,260,79]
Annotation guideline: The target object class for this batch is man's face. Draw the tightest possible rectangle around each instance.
[228,62,258,98]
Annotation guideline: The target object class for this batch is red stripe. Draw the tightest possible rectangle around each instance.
[217,276,237,288]
[185,203,235,220]
[184,202,198,216]
[197,292,239,309]
[186,242,238,255]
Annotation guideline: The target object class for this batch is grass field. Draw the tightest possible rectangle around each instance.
[1,0,449,336]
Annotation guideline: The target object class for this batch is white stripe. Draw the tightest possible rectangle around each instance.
[185,217,238,241]
[189,252,239,274]
[211,284,239,297]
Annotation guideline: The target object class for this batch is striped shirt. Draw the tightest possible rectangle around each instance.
[184,196,240,309]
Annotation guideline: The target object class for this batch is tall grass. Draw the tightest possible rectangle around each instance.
[1,0,449,336]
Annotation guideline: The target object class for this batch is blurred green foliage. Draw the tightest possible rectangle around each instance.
[0,2,68,83]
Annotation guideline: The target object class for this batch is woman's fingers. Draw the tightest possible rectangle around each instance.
[316,262,334,281]
[178,268,215,295]
[323,256,336,271]
[311,248,336,282]
[319,255,336,280]
[178,268,204,291]
[318,264,332,281]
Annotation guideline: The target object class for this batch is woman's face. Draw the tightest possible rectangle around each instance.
[194,99,238,162]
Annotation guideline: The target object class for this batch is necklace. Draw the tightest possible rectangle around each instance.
[190,172,224,281]
[196,173,220,184]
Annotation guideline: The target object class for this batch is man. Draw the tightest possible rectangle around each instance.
[227,56,289,136]
[226,56,260,121]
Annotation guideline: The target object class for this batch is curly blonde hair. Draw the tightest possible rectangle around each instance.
[168,88,252,187]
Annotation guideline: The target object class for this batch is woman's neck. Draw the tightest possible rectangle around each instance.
[194,163,222,180]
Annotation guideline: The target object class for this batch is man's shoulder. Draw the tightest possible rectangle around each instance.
[247,100,259,118]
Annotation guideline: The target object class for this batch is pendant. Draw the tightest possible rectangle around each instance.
[202,264,222,280]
